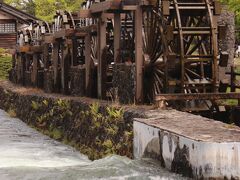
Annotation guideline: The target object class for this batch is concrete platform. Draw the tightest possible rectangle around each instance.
[134,110,240,179]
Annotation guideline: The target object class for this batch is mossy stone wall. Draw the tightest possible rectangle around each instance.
[0,85,145,160]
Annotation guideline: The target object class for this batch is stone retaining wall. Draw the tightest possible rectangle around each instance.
[0,80,146,160]
[218,5,235,68]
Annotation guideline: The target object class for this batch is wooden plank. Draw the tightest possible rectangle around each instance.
[135,6,143,103]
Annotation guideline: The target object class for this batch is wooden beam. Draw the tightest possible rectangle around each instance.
[114,13,121,63]
[90,0,121,14]
[97,15,107,99]
[79,25,97,32]
[19,45,31,53]
[78,11,127,19]
[135,6,143,103]
[43,34,54,44]
[78,9,92,18]
[122,5,137,11]
[31,45,43,53]
[155,93,240,101]
[54,29,87,39]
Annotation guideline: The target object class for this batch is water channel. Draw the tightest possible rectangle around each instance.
[0,109,187,180]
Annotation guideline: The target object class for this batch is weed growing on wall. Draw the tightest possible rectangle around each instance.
[27,99,133,160]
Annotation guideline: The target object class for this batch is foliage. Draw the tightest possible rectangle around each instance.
[7,107,17,118]
[220,0,240,27]
[0,54,12,80]
[31,101,40,110]
[29,99,132,160]
[6,0,84,22]
[5,0,36,16]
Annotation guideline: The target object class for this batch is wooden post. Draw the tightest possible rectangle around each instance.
[43,43,49,69]
[20,53,26,86]
[114,13,121,63]
[231,66,236,92]
[60,41,70,94]
[52,41,59,91]
[32,53,38,86]
[135,6,143,103]
[85,33,92,96]
[97,15,107,99]
[71,36,78,66]
[17,53,24,84]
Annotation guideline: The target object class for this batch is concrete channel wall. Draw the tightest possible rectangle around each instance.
[134,110,240,179]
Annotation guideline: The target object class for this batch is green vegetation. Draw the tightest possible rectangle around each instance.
[220,1,240,24]
[220,0,240,40]
[0,49,12,80]
[221,61,240,106]
[7,107,17,118]
[29,99,133,160]
[5,0,84,22]
[3,0,238,25]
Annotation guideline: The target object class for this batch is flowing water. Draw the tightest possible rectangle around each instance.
[0,109,187,180]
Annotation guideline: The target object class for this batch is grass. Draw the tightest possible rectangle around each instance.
[222,58,240,106]
[0,55,12,80]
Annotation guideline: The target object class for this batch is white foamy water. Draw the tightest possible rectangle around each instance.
[0,109,187,180]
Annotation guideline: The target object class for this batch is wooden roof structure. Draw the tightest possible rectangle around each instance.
[0,0,39,49]
[0,0,38,24]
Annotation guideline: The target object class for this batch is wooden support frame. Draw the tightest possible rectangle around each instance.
[155,93,240,101]
[135,6,143,103]
[60,40,70,94]
[85,32,93,96]
[31,53,39,86]
[52,41,60,91]
[114,13,121,63]
[97,15,107,99]
[43,43,49,69]
[90,0,121,14]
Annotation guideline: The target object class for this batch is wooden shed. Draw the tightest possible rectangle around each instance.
[0,0,38,49]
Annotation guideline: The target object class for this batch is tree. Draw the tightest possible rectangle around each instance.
[35,0,83,22]
[5,0,36,16]
[5,0,83,22]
